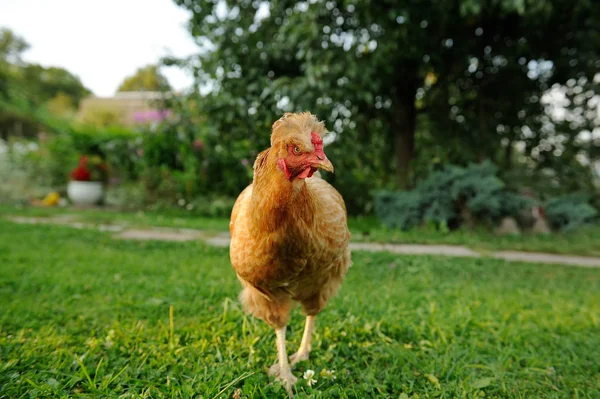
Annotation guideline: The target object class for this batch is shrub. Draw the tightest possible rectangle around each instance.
[0,139,55,203]
[544,193,598,231]
[187,195,236,218]
[373,190,423,230]
[20,126,139,190]
[23,134,79,189]
[374,161,534,230]
[69,125,142,182]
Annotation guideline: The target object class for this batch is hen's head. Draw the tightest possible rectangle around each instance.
[270,112,334,181]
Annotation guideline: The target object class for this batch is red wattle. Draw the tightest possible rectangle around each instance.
[277,158,292,180]
[297,167,312,179]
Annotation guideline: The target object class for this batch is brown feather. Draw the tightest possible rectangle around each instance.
[229,112,351,328]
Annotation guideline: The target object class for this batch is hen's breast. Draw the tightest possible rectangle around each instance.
[229,177,350,294]
[230,186,309,288]
[305,177,351,250]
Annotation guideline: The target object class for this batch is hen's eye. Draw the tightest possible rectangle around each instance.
[293,146,302,155]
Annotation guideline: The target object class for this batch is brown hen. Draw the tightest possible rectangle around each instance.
[229,112,351,395]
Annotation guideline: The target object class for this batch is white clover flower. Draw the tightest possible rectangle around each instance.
[320,369,336,380]
[105,329,116,349]
[303,369,317,387]
[85,337,98,349]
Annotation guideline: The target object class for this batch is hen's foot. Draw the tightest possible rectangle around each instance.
[289,315,315,368]
[289,350,310,367]
[268,363,297,395]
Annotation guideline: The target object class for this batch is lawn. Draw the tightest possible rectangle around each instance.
[1,221,599,398]
[2,204,600,256]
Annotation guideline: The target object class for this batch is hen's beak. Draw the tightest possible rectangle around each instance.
[314,157,334,173]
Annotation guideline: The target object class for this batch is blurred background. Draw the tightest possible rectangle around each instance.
[1,0,599,238]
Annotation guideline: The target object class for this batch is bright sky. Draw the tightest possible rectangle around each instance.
[0,0,197,96]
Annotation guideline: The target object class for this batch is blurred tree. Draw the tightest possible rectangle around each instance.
[117,65,172,92]
[172,0,599,193]
[422,1,599,174]
[0,28,28,100]
[19,64,91,106]
[78,106,124,127]
[0,27,91,138]
[0,27,29,65]
[46,93,76,118]
[504,74,600,199]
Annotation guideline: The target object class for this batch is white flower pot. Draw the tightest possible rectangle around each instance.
[67,181,104,205]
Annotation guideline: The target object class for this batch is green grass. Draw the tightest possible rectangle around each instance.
[1,221,599,398]
[2,205,600,256]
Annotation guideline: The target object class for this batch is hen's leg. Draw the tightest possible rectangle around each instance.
[290,315,315,366]
[268,326,297,394]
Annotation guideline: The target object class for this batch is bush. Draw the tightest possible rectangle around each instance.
[374,161,534,230]
[13,117,240,211]
[373,190,423,230]
[187,195,236,218]
[0,139,55,203]
[68,125,143,182]
[17,126,141,192]
[545,193,598,231]
[22,134,78,190]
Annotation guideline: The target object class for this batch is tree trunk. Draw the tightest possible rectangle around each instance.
[391,79,417,190]
[504,139,513,169]
[393,103,415,189]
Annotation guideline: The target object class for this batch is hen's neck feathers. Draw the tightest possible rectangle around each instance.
[251,148,315,232]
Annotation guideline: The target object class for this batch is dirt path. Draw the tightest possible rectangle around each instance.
[7,215,600,268]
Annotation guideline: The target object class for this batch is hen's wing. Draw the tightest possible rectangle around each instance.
[229,184,252,237]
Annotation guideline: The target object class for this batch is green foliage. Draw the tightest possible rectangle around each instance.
[25,134,79,187]
[117,64,171,92]
[18,63,91,106]
[498,191,534,220]
[0,28,91,140]
[2,221,600,397]
[19,122,141,188]
[545,193,598,231]
[374,190,423,231]
[0,140,56,202]
[46,92,76,117]
[375,161,533,230]
[3,108,240,212]
[171,0,599,191]
[0,84,41,139]
[503,156,600,201]
[0,27,29,64]
[77,106,125,127]
[158,95,262,199]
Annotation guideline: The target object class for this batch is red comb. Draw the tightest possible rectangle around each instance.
[311,132,323,144]
[311,132,324,156]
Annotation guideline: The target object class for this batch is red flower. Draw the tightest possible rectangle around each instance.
[70,155,108,182]
[70,166,91,181]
